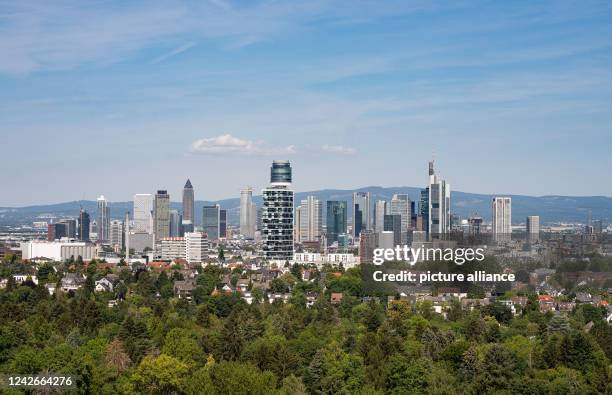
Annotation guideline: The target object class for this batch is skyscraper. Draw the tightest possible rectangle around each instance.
[326,201,347,246]
[359,230,377,264]
[182,179,195,229]
[262,160,294,261]
[97,195,110,242]
[492,197,512,242]
[154,190,170,242]
[427,161,451,238]
[203,205,220,240]
[79,209,90,241]
[297,196,323,242]
[374,200,387,232]
[526,215,540,243]
[109,220,124,248]
[133,194,153,233]
[419,188,429,233]
[240,187,256,238]
[169,210,182,237]
[352,191,371,238]
[219,209,227,238]
[390,194,411,243]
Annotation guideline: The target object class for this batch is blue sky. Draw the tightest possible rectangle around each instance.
[1,0,612,205]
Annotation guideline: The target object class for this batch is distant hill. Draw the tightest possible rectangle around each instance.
[1,186,610,227]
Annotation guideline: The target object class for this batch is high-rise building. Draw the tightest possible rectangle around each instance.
[169,210,182,237]
[219,209,227,238]
[185,232,209,264]
[48,222,67,241]
[97,195,110,242]
[359,230,377,264]
[55,219,77,239]
[203,205,220,240]
[154,190,170,242]
[526,215,540,243]
[427,161,451,238]
[390,194,411,243]
[182,179,195,224]
[240,187,256,238]
[109,220,124,248]
[79,209,90,241]
[374,200,387,232]
[262,160,294,261]
[133,194,153,233]
[419,188,429,233]
[492,197,512,242]
[384,214,402,247]
[352,191,371,238]
[297,196,323,242]
[326,201,347,246]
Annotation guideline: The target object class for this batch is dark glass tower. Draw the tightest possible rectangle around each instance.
[420,188,429,233]
[326,201,347,246]
[79,211,90,241]
[270,160,292,184]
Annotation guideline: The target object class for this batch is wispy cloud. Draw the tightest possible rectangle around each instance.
[190,134,296,155]
[0,1,439,74]
[152,41,196,64]
[321,145,357,154]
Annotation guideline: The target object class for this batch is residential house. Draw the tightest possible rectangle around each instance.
[174,280,197,300]
[95,278,114,293]
[61,273,85,292]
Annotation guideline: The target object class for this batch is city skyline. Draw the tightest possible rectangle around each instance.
[1,1,612,205]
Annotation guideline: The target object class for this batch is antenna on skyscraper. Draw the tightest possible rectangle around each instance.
[428,151,436,176]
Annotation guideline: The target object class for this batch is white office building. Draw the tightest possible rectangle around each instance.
[297,196,323,242]
[22,240,98,262]
[133,194,153,233]
[240,187,256,238]
[97,195,110,242]
[161,237,186,261]
[185,232,209,264]
[526,215,540,242]
[109,220,124,248]
[492,197,512,242]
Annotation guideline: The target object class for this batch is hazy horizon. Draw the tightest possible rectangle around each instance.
[4,183,612,209]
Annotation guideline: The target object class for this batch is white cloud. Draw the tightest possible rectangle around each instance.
[190,134,296,155]
[321,144,356,154]
[151,41,196,64]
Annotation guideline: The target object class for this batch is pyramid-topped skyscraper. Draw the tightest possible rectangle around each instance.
[182,179,195,232]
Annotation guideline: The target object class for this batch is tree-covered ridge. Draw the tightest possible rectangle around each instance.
[0,257,611,394]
